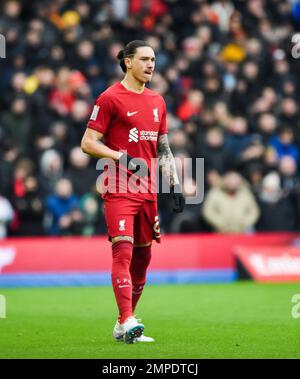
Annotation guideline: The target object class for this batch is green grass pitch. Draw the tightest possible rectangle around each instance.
[0,282,299,358]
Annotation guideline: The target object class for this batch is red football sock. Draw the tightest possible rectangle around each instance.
[111,241,133,324]
[130,245,152,312]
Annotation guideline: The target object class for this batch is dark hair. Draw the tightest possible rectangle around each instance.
[117,40,151,73]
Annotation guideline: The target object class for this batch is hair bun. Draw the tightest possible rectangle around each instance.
[117,49,124,60]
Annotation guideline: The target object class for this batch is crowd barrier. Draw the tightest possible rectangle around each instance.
[0,233,299,287]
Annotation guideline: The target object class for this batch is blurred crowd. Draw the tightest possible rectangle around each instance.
[1,0,300,238]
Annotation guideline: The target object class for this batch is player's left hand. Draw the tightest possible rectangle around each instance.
[171,184,185,213]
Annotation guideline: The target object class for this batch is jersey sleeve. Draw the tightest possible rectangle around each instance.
[158,98,168,136]
[87,93,114,134]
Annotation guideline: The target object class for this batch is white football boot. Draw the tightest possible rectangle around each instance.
[122,316,144,344]
[113,319,125,342]
[113,318,154,343]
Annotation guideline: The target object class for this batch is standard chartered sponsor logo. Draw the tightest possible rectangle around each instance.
[128,128,158,142]
[128,127,139,142]
[140,130,158,141]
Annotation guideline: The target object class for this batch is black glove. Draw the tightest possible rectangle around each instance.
[119,153,149,178]
[170,184,185,213]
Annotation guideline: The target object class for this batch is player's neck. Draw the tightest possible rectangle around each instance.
[121,75,145,94]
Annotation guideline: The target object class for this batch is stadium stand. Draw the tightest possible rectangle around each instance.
[1,0,300,237]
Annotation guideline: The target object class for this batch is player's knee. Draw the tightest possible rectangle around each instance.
[112,235,134,245]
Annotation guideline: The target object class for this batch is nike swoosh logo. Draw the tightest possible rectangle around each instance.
[118,285,131,288]
[127,111,138,117]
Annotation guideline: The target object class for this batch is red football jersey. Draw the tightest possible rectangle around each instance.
[87,82,168,201]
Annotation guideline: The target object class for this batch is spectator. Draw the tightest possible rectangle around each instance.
[225,117,252,159]
[59,207,85,236]
[177,90,204,122]
[269,126,299,164]
[49,120,73,160]
[65,146,97,196]
[255,113,278,145]
[256,171,296,231]
[202,171,260,233]
[80,193,106,236]
[279,98,299,127]
[12,176,44,236]
[197,127,232,175]
[279,156,300,192]
[39,149,64,195]
[45,178,79,235]
[0,97,31,153]
[236,134,265,177]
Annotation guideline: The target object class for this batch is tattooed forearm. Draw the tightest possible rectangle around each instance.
[157,134,179,187]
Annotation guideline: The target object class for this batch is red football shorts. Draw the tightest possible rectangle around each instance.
[104,195,161,244]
